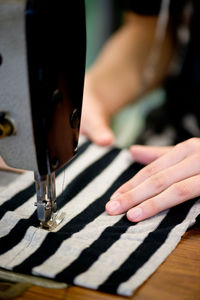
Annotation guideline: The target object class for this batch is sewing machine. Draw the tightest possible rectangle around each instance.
[0,0,86,228]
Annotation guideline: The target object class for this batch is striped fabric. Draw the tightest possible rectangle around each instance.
[0,138,199,296]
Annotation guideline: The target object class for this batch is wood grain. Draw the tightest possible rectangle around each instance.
[15,227,200,300]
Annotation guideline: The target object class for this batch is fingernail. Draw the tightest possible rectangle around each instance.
[127,207,142,221]
[110,192,120,200]
[106,201,120,213]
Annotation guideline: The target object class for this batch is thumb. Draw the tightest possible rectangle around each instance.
[130,144,172,165]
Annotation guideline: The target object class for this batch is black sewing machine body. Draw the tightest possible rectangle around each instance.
[0,0,86,226]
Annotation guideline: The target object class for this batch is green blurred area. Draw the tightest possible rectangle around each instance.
[85,1,165,148]
[85,0,114,69]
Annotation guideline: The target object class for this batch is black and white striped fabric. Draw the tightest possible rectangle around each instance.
[0,138,199,296]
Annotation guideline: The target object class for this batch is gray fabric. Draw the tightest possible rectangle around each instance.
[0,139,199,296]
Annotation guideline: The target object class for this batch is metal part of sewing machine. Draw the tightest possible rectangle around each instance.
[0,0,86,229]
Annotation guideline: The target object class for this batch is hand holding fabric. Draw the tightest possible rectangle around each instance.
[106,138,200,221]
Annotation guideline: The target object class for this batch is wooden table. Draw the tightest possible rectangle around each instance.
[15,226,200,300]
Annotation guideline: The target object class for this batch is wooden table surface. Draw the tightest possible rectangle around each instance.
[15,226,200,300]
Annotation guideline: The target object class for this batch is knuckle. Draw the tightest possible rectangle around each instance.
[119,192,136,210]
[146,198,159,214]
[118,183,128,194]
[118,192,129,203]
[120,179,135,193]
[149,174,166,191]
[143,165,156,178]
[173,182,189,198]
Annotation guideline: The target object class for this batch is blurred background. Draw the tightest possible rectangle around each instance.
[85,0,165,148]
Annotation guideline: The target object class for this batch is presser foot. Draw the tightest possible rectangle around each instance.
[34,171,65,230]
[39,212,66,231]
[34,172,65,230]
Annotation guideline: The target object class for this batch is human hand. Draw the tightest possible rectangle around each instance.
[80,12,173,146]
[80,75,115,146]
[106,138,200,222]
[0,156,24,173]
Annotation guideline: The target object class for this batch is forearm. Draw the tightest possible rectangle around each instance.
[87,12,174,115]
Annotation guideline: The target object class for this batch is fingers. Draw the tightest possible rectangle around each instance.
[106,138,200,222]
[127,174,200,222]
[80,77,115,146]
[80,96,115,146]
[130,145,172,164]
[106,151,200,215]
[80,115,114,146]
[111,138,200,197]
[0,157,25,173]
